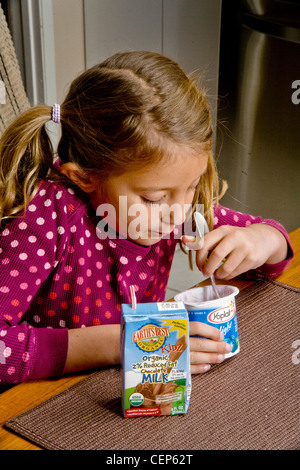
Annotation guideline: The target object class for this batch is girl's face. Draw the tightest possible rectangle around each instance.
[90,149,208,246]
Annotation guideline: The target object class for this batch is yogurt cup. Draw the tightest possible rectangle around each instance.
[175,285,240,359]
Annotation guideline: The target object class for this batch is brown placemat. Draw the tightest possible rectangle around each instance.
[5,281,300,450]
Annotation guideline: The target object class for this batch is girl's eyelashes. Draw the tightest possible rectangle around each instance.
[141,186,198,206]
[141,196,165,206]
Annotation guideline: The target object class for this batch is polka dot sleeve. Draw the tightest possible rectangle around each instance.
[213,204,294,279]
[0,181,83,384]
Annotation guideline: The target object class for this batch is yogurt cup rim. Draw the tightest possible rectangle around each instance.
[175,285,239,308]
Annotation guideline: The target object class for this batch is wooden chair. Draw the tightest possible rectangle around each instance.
[0,4,30,137]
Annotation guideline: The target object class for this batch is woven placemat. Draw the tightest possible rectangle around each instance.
[5,281,300,450]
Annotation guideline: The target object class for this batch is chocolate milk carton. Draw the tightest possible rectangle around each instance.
[121,301,191,417]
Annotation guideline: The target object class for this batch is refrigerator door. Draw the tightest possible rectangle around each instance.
[217,1,300,232]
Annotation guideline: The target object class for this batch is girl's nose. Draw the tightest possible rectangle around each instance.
[160,202,187,226]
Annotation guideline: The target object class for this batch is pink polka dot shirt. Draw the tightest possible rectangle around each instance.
[0,181,293,384]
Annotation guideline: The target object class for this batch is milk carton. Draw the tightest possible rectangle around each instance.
[121,301,191,417]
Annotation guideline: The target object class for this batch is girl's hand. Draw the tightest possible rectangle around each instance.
[189,321,231,373]
[182,223,288,280]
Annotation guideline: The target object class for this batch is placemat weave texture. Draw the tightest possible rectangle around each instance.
[5,281,300,450]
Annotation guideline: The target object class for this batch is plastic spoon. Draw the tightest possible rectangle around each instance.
[193,212,220,299]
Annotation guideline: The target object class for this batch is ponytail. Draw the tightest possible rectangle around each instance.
[0,106,58,224]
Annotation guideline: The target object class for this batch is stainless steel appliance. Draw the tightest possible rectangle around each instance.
[217,0,300,232]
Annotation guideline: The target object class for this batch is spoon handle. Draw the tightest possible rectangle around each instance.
[194,212,220,299]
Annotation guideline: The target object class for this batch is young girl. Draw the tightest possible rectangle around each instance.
[0,51,293,385]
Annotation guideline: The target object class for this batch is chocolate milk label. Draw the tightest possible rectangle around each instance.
[121,301,191,417]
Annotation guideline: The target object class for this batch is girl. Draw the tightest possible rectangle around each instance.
[0,51,293,385]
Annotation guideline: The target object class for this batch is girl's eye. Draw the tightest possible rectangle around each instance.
[141,196,165,206]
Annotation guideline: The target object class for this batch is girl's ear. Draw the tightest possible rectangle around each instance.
[60,163,98,193]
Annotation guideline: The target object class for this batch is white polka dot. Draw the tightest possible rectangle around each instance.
[33,315,41,323]
[77,276,84,285]
[18,332,25,341]
[2,258,9,265]
[97,280,102,288]
[28,235,37,243]
[44,199,52,207]
[136,256,142,261]
[10,270,19,277]
[46,231,54,239]
[59,320,66,327]
[19,253,28,260]
[78,258,85,266]
[29,266,37,273]
[85,230,91,238]
[0,286,9,293]
[56,190,63,199]
[39,189,46,196]
[18,222,27,230]
[37,249,45,256]
[80,237,85,245]
[70,225,77,233]
[44,263,51,270]
[64,265,72,273]
[52,211,57,219]
[36,217,45,225]
[109,240,116,248]
[4,347,11,358]
[20,282,28,290]
[28,204,36,212]
[96,243,103,251]
[139,273,147,280]
[67,188,75,195]
[36,278,41,285]
[221,209,227,216]
[120,256,128,265]
[57,226,65,235]
[2,228,9,236]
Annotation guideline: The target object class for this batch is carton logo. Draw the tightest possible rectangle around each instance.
[132,323,169,352]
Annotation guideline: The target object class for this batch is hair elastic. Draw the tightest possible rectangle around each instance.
[51,103,61,124]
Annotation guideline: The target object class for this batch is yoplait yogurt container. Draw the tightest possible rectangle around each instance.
[175,285,240,359]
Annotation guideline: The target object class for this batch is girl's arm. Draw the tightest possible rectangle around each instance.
[64,324,120,373]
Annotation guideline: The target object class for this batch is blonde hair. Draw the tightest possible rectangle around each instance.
[0,51,226,244]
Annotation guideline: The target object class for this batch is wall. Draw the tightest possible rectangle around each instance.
[52,0,85,103]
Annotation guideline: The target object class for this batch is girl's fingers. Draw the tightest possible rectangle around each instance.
[189,321,223,342]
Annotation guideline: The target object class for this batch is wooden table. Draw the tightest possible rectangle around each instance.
[0,228,299,450]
